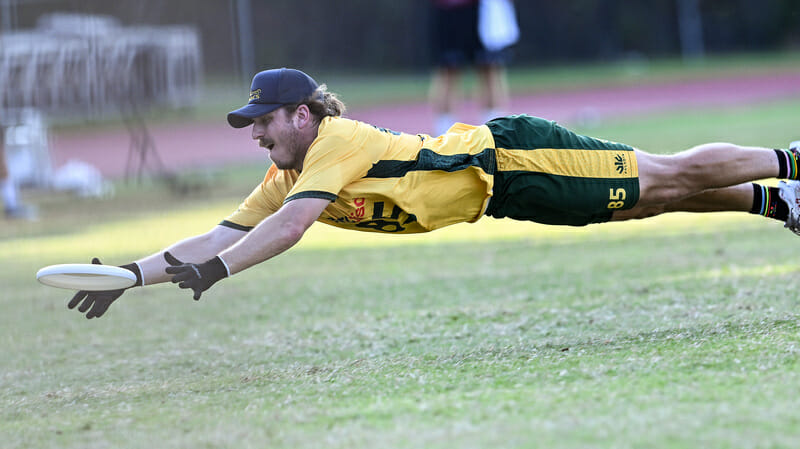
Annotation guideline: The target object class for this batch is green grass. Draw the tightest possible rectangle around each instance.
[5,212,800,448]
[4,59,800,448]
[574,98,800,153]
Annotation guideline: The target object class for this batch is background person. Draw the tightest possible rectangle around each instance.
[0,126,36,220]
[428,0,517,136]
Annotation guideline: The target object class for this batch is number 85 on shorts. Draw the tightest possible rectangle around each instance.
[608,188,627,209]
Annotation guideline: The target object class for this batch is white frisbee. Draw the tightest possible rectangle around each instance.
[36,264,136,291]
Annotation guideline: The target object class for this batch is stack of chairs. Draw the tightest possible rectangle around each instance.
[0,13,203,184]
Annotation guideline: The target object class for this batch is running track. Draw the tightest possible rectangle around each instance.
[49,72,800,179]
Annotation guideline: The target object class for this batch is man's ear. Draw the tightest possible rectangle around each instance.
[294,104,313,128]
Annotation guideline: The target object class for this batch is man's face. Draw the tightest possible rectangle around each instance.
[251,108,308,171]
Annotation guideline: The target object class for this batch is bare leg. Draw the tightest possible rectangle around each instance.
[635,143,778,207]
[430,67,461,135]
[430,67,460,116]
[613,184,753,221]
[476,63,509,119]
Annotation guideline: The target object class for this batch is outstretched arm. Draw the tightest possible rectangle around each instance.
[164,197,330,299]
[135,224,247,285]
[220,197,330,274]
[68,225,247,318]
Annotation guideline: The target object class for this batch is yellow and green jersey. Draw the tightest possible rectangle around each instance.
[223,116,497,234]
[222,114,641,233]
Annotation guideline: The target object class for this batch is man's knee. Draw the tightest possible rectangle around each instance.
[635,143,740,206]
[635,151,687,206]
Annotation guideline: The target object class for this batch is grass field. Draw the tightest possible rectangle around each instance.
[4,56,800,448]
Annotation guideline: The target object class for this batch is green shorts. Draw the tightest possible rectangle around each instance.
[485,115,640,226]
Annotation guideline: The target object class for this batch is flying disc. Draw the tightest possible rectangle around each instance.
[36,264,136,291]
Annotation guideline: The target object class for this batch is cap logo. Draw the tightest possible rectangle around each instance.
[249,88,261,102]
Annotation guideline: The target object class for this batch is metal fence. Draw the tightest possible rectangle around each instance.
[0,13,202,121]
[0,13,203,186]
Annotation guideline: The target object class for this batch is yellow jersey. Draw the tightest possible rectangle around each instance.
[223,116,496,233]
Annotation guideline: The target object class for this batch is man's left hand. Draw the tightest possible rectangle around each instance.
[164,251,229,300]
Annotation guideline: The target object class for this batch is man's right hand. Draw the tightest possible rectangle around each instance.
[67,257,136,319]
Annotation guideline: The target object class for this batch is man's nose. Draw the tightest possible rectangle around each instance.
[251,123,263,140]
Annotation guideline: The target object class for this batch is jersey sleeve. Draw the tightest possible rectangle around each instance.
[221,164,298,230]
[284,121,375,204]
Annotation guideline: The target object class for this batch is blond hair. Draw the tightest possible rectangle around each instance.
[283,84,346,123]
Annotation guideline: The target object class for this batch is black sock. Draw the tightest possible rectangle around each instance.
[774,149,800,179]
[750,184,788,221]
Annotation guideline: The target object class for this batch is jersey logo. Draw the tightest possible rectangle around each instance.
[614,154,628,175]
[348,197,367,222]
[354,201,417,233]
[324,198,418,233]
[249,88,262,102]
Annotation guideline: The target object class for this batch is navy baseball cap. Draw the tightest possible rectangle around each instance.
[227,68,319,128]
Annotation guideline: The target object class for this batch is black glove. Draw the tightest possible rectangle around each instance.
[164,251,228,300]
[67,257,142,319]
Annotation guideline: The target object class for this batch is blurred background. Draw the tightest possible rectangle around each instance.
[1,0,799,221]
[4,0,799,75]
[3,0,799,76]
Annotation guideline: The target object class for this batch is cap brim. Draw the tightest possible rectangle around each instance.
[226,103,282,128]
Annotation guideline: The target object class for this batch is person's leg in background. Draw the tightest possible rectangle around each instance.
[1,127,36,220]
[430,66,461,136]
[428,1,478,136]
[476,62,510,124]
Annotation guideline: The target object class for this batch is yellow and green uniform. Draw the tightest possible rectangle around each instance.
[222,115,640,233]
[485,115,640,226]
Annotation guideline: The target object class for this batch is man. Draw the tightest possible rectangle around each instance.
[68,67,800,319]
[0,126,36,220]
[428,0,516,136]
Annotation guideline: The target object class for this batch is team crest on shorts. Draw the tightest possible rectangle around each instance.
[614,154,628,175]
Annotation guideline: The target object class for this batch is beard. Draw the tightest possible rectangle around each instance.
[269,123,306,171]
